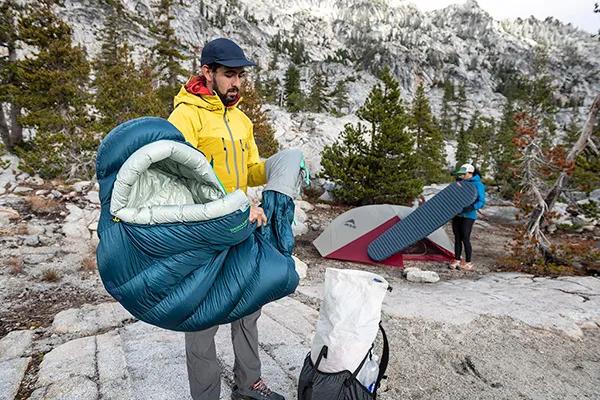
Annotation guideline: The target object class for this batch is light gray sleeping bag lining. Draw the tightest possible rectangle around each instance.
[110,140,250,224]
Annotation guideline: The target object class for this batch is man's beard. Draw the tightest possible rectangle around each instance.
[216,87,239,106]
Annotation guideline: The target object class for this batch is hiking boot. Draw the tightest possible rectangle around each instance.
[461,262,475,271]
[448,259,461,270]
[231,378,285,400]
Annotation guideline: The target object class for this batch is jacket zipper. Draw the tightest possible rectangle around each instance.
[223,108,240,189]
[239,139,245,172]
[221,137,231,175]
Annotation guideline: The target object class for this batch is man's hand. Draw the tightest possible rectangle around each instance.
[249,205,267,227]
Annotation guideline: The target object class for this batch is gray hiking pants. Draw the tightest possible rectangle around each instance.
[185,309,262,400]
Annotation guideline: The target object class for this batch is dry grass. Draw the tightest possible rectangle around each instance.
[41,268,60,282]
[0,223,28,237]
[24,195,63,216]
[80,244,98,275]
[6,256,23,275]
[81,256,97,272]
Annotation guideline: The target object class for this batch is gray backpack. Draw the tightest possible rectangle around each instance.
[297,324,389,400]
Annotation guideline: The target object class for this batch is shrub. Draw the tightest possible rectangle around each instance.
[41,268,60,282]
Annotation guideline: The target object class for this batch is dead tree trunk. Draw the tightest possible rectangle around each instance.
[526,94,600,257]
[0,41,23,151]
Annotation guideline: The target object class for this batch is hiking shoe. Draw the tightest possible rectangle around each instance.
[231,378,285,400]
[461,262,475,271]
[448,260,461,270]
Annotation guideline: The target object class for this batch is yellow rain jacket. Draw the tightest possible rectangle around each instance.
[168,83,266,194]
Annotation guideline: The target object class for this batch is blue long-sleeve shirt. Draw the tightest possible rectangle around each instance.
[459,174,486,220]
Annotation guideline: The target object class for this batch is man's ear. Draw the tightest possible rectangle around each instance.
[200,65,212,83]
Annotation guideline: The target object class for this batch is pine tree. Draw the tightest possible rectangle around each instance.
[290,40,307,64]
[0,0,23,151]
[259,77,279,104]
[14,1,95,179]
[564,109,600,194]
[307,71,328,113]
[150,0,187,116]
[93,10,164,135]
[493,100,518,197]
[439,78,455,140]
[238,80,279,157]
[494,48,558,198]
[331,80,349,116]
[563,107,581,147]
[410,83,446,183]
[470,115,495,176]
[455,123,470,167]
[284,65,303,112]
[320,68,422,205]
[453,83,467,135]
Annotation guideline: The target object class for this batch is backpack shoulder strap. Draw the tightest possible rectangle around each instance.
[375,323,389,393]
[349,343,374,382]
[314,345,328,369]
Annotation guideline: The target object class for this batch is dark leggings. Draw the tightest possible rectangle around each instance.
[452,216,475,262]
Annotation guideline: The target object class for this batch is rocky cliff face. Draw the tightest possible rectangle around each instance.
[43,0,600,170]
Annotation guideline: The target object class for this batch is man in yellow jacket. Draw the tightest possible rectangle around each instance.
[168,38,284,400]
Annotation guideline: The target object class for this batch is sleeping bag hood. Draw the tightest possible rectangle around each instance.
[95,117,305,331]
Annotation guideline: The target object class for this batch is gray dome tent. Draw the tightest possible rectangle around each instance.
[313,205,454,268]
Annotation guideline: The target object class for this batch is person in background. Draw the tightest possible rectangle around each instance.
[449,163,486,271]
[168,38,284,400]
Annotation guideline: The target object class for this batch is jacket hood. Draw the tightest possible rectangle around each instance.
[173,76,240,112]
[468,174,482,183]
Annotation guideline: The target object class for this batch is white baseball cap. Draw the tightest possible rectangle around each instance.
[456,163,475,175]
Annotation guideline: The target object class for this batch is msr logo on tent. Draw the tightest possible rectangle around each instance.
[344,219,356,229]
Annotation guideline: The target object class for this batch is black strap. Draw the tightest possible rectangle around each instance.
[314,346,328,369]
[349,343,374,382]
[375,323,389,394]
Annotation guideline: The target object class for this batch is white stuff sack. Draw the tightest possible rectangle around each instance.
[311,268,389,373]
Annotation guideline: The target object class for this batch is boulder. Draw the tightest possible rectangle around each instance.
[0,330,34,361]
[293,206,309,236]
[72,181,92,193]
[292,256,308,280]
[49,190,62,199]
[86,191,100,205]
[294,206,308,224]
[481,206,520,225]
[12,186,33,194]
[402,267,421,277]
[23,235,40,247]
[0,206,20,227]
[406,269,440,284]
[293,221,309,237]
[25,175,44,186]
[65,204,85,223]
[62,222,91,240]
[52,303,132,336]
[295,200,314,212]
[318,190,334,202]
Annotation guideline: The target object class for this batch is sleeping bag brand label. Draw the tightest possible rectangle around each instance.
[229,218,249,233]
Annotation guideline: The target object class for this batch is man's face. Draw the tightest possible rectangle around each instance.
[203,65,246,105]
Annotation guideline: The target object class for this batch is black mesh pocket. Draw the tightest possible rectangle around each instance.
[297,323,389,400]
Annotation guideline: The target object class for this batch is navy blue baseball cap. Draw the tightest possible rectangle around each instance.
[200,38,256,68]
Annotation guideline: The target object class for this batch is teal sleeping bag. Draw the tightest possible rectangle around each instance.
[95,117,304,331]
